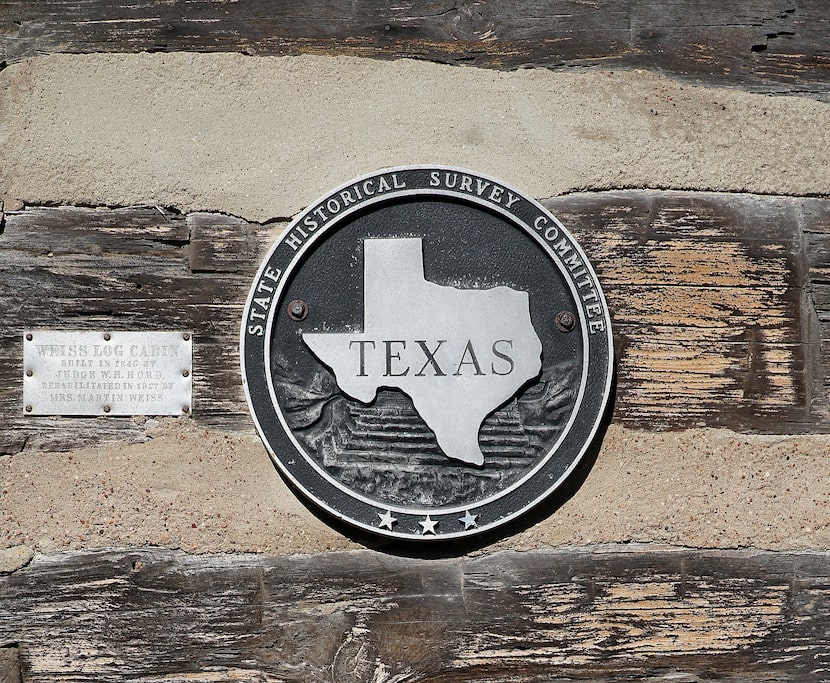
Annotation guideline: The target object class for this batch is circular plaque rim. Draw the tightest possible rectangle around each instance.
[240,165,613,541]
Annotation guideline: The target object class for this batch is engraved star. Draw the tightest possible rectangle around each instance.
[459,510,478,530]
[377,510,397,530]
[419,515,438,535]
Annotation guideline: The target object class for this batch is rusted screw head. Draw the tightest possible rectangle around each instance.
[555,310,576,333]
[287,299,309,322]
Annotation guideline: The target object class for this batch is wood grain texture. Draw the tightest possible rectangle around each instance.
[545,191,830,432]
[802,198,830,425]
[0,206,277,454]
[0,191,828,454]
[1,546,829,681]
[0,1,828,100]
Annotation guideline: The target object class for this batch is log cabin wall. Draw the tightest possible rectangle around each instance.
[1,2,829,680]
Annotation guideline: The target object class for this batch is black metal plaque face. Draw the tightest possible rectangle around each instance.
[241,167,613,541]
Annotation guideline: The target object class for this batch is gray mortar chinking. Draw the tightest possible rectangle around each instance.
[241,166,613,541]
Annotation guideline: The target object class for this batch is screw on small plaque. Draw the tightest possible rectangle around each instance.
[182,405,191,414]
[25,333,32,341]
[287,299,309,321]
[25,405,32,413]
[103,405,111,413]
[104,333,111,341]
[26,369,33,377]
[555,311,576,333]
[182,369,190,377]
[183,333,191,341]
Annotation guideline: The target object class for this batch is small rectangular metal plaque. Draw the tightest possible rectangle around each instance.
[23,330,192,416]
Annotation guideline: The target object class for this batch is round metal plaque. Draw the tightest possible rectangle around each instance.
[241,167,613,541]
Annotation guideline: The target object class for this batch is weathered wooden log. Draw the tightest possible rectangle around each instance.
[1,546,829,681]
[0,206,275,453]
[546,191,830,433]
[0,1,828,100]
[1,191,828,454]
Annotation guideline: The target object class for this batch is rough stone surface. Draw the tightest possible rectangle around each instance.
[0,646,21,683]
[1,420,353,555]
[2,420,828,555]
[0,544,33,573]
[1,53,828,222]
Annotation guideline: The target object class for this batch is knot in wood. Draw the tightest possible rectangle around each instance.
[451,1,495,41]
